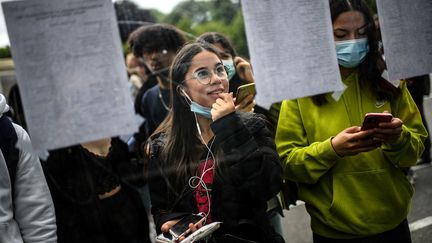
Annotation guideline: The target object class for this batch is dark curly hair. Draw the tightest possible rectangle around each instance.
[129,23,187,58]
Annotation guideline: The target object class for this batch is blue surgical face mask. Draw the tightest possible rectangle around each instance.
[335,38,369,68]
[222,59,236,80]
[190,101,212,119]
[180,88,213,119]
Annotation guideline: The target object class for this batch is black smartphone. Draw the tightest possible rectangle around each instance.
[361,113,393,131]
[169,214,205,239]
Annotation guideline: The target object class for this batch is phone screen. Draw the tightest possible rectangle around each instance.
[169,214,204,238]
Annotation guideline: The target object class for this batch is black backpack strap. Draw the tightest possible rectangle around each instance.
[0,115,19,197]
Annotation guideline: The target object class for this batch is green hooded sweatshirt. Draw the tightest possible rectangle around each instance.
[275,71,428,239]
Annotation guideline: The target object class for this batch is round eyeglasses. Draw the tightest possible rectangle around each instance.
[186,64,228,85]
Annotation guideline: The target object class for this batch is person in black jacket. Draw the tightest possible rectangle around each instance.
[197,31,285,237]
[145,42,284,243]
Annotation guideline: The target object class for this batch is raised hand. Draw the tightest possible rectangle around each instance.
[211,92,236,121]
[234,56,254,83]
[234,94,256,112]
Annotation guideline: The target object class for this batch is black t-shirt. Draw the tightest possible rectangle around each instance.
[140,85,170,135]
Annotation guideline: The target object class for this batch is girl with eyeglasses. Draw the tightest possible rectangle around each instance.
[145,42,284,243]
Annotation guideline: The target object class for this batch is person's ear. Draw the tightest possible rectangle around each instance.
[177,85,192,104]
[177,85,187,96]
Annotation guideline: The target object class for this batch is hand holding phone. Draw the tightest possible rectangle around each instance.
[169,214,205,240]
[181,222,221,243]
[360,113,393,131]
[235,83,256,105]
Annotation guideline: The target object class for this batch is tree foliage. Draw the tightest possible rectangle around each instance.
[365,0,377,14]
[210,0,240,24]
[0,46,11,58]
[163,0,212,26]
[162,0,249,58]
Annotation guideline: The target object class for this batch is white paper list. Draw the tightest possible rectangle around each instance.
[2,0,137,151]
[241,0,344,108]
[376,0,432,80]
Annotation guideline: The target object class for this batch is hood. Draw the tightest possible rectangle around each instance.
[0,93,10,117]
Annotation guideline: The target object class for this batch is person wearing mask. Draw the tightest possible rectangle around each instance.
[146,42,284,243]
[197,32,253,96]
[125,52,148,100]
[197,32,268,117]
[0,93,57,243]
[275,0,427,242]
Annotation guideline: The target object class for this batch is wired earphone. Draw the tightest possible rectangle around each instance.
[179,86,216,222]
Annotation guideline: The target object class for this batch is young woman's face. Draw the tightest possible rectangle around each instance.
[333,10,368,41]
[184,50,229,107]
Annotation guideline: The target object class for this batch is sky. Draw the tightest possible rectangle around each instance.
[130,0,184,14]
[0,0,184,47]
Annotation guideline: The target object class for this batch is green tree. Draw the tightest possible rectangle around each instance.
[192,20,230,39]
[150,9,167,23]
[164,0,249,58]
[176,16,195,40]
[226,11,248,58]
[0,46,11,58]
[164,0,210,26]
[209,0,239,24]
[365,0,377,14]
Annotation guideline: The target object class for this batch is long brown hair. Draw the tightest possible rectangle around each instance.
[312,0,400,105]
[151,42,223,190]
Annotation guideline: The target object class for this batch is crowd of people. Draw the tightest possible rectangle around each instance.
[1,0,430,243]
